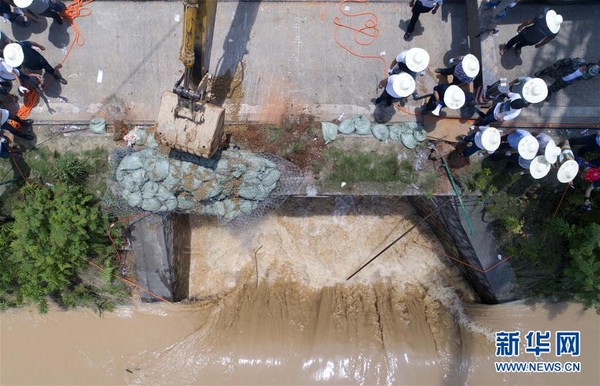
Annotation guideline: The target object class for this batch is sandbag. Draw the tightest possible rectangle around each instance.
[389,125,403,142]
[354,115,372,135]
[371,124,389,141]
[338,119,356,134]
[321,122,338,144]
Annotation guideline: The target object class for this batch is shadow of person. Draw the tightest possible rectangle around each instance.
[11,16,48,41]
[398,19,424,39]
[500,49,523,69]
[48,19,70,49]
[41,72,63,98]
[373,103,396,123]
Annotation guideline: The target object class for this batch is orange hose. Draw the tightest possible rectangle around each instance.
[332,0,388,77]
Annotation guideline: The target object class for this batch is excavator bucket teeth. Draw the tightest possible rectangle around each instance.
[155,92,225,158]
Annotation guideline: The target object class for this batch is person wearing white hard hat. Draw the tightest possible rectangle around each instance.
[461,126,501,157]
[504,129,539,160]
[14,0,67,25]
[375,72,416,107]
[404,0,443,40]
[387,48,430,78]
[499,9,563,57]
[435,54,480,85]
[3,41,67,85]
[424,83,465,116]
[508,76,548,105]
[476,92,525,126]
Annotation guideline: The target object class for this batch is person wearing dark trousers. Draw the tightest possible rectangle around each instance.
[424,83,465,116]
[569,133,600,157]
[476,92,525,126]
[535,58,600,101]
[460,126,501,157]
[499,9,562,57]
[3,41,67,85]
[404,0,442,40]
[375,72,416,107]
[435,54,480,85]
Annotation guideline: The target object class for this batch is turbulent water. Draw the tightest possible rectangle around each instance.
[1,197,598,385]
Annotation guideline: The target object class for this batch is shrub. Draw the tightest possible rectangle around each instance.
[1,183,116,311]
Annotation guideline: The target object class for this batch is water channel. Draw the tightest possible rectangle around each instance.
[1,197,598,385]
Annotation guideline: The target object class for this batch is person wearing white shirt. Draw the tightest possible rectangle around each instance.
[476,92,525,126]
[404,0,443,40]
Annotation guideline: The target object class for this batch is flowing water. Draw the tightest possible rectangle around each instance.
[1,197,598,385]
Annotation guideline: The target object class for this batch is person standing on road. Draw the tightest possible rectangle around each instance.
[475,92,525,126]
[424,83,465,116]
[14,0,66,25]
[460,125,501,157]
[404,0,443,40]
[387,47,430,79]
[3,41,67,85]
[375,72,416,107]
[534,58,600,101]
[508,76,548,105]
[499,9,563,57]
[435,54,480,85]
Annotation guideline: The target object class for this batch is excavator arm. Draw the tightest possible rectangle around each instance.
[155,0,225,159]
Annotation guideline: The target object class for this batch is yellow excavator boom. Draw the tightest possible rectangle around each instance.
[155,0,225,159]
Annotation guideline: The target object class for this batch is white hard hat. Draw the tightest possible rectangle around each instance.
[405,48,430,73]
[3,43,24,68]
[517,134,539,160]
[529,155,551,179]
[461,54,480,78]
[521,78,548,104]
[389,73,416,98]
[557,159,579,183]
[443,85,466,110]
[545,10,563,34]
[14,0,33,8]
[480,127,501,152]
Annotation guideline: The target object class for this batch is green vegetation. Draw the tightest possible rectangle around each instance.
[460,161,600,313]
[0,148,129,313]
[322,148,403,185]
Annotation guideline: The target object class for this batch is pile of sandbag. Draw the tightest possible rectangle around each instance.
[321,115,428,148]
[115,138,281,222]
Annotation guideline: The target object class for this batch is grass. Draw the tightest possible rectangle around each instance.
[419,171,438,197]
[321,148,403,186]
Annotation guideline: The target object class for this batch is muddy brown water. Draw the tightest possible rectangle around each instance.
[1,197,598,385]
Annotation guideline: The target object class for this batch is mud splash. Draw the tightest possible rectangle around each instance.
[1,197,598,385]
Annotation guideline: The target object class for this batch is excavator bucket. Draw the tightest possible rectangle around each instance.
[155,91,225,158]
